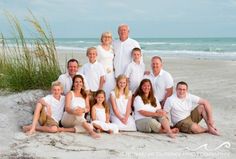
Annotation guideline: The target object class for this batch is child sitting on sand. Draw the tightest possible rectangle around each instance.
[91,90,119,134]
[23,81,65,135]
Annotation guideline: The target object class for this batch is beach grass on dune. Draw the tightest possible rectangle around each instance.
[0,11,61,91]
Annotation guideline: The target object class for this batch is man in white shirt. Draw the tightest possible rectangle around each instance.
[144,56,173,108]
[164,81,219,135]
[58,59,89,95]
[113,24,140,78]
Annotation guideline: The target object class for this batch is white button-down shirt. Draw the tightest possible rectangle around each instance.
[113,38,140,77]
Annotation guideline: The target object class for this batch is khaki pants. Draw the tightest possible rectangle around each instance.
[61,112,92,133]
[135,118,162,133]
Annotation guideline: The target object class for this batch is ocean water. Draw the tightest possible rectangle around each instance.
[55,37,236,60]
[3,38,236,60]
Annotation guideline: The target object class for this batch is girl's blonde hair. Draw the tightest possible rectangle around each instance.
[114,74,129,99]
[94,90,109,114]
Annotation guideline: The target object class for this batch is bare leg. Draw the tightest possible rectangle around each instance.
[23,103,43,135]
[197,104,219,135]
[58,127,76,133]
[191,123,208,134]
[92,123,103,133]
[160,118,176,138]
[82,122,101,138]
[35,125,57,133]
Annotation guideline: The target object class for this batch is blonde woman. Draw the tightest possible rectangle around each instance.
[110,75,136,131]
[97,32,115,101]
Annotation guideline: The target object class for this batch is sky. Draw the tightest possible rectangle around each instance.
[1,0,236,38]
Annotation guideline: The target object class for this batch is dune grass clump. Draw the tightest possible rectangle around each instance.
[0,12,61,91]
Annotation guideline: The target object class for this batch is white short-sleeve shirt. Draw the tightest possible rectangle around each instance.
[43,94,65,122]
[144,69,174,102]
[113,38,140,77]
[164,93,200,125]
[58,72,90,95]
[125,61,145,93]
[80,61,105,92]
[133,96,161,120]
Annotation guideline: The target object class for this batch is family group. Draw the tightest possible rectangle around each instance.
[23,24,219,139]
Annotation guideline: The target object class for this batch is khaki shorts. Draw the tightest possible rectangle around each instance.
[61,112,90,133]
[38,106,58,127]
[174,106,202,133]
[135,116,166,133]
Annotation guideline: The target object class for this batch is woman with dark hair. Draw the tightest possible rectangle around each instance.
[61,75,100,138]
[133,79,178,138]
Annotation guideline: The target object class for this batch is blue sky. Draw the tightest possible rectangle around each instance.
[1,0,236,38]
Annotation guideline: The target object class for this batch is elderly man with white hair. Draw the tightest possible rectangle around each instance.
[113,24,141,78]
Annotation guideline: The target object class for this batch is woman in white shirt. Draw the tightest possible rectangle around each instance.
[133,79,178,138]
[61,75,100,138]
[97,32,116,101]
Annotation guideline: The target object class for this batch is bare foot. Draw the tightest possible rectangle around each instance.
[96,129,101,133]
[208,126,220,136]
[167,131,176,138]
[108,130,113,134]
[26,128,36,135]
[171,128,179,134]
[22,125,32,132]
[89,131,101,139]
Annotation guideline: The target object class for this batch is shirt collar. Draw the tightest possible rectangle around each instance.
[151,69,163,77]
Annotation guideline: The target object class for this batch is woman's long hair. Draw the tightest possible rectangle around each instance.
[114,74,129,99]
[134,78,157,107]
[71,74,87,99]
[94,90,110,114]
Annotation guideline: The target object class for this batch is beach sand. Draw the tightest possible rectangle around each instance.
[0,51,235,158]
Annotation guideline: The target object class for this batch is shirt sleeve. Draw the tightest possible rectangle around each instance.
[163,97,172,112]
[190,94,200,110]
[80,74,90,91]
[133,96,146,111]
[124,64,132,78]
[165,72,174,88]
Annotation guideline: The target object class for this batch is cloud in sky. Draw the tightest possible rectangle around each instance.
[1,0,236,38]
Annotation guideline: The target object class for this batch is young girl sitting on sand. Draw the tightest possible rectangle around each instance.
[23,81,65,135]
[110,75,136,131]
[91,90,119,134]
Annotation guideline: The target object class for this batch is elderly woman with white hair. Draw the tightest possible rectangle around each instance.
[96,32,116,101]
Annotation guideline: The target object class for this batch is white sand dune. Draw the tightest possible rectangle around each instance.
[0,55,235,158]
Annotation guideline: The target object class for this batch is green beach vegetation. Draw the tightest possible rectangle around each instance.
[0,12,61,91]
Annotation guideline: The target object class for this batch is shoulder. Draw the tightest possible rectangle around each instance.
[43,94,52,100]
[161,69,172,77]
[58,73,68,80]
[110,91,115,96]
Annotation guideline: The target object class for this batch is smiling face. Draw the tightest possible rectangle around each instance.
[141,81,151,96]
[101,32,112,45]
[117,77,127,90]
[95,93,105,104]
[151,57,162,75]
[73,76,84,91]
[67,61,78,77]
[51,85,62,98]
[176,84,188,99]
[87,48,97,63]
[118,25,129,41]
[132,50,142,63]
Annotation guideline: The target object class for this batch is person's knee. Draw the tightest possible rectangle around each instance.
[197,104,205,113]
[191,123,201,134]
